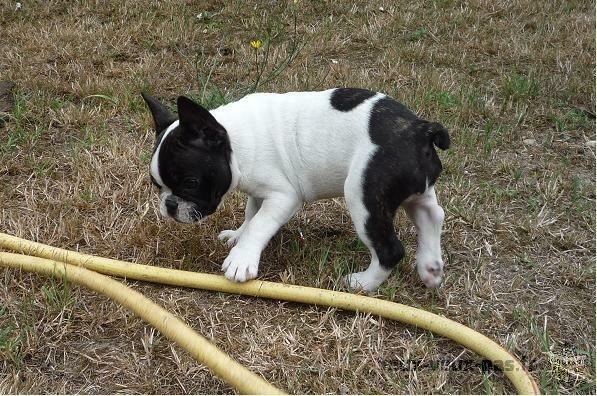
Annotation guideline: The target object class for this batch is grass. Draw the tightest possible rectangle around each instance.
[0,0,595,394]
[502,73,539,103]
[408,27,429,42]
[41,277,74,313]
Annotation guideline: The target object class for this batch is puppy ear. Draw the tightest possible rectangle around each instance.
[177,96,227,148]
[141,93,177,135]
[426,122,451,150]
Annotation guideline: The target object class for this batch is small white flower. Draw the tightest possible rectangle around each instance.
[15,2,22,10]
[331,59,338,64]
[379,6,384,11]
[196,12,203,19]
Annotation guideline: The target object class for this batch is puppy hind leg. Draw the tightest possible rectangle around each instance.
[351,213,405,292]
[218,196,262,247]
[343,176,402,292]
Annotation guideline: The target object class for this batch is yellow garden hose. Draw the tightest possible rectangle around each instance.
[0,232,539,394]
[0,252,283,395]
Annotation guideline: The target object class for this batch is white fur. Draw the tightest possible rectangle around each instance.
[212,91,385,201]
[211,90,388,285]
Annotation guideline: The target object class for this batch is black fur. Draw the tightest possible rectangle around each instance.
[363,97,449,270]
[177,96,229,149]
[141,93,177,135]
[143,95,233,219]
[427,122,451,150]
[330,88,377,112]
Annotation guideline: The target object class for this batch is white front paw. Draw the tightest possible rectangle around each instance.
[221,246,260,282]
[218,229,243,247]
[344,271,382,292]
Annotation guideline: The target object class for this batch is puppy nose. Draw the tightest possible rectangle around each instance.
[165,198,178,216]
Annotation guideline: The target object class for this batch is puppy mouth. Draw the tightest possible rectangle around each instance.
[173,208,204,223]
[162,203,203,223]
[168,204,217,224]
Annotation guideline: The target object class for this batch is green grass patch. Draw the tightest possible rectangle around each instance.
[41,277,75,313]
[1,91,44,154]
[425,90,459,109]
[502,73,538,102]
[408,27,428,41]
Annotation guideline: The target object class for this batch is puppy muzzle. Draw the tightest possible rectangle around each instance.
[159,193,204,223]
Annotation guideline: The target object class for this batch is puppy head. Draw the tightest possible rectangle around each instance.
[142,93,232,223]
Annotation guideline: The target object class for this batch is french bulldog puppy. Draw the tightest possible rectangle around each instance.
[143,88,450,291]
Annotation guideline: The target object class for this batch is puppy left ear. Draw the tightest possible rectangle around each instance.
[177,96,227,148]
[141,92,177,135]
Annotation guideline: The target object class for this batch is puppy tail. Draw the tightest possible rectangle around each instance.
[426,122,451,150]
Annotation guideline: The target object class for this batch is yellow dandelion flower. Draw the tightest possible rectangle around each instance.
[250,39,262,49]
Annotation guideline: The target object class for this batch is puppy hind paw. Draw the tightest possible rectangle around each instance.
[343,271,381,292]
[418,261,443,288]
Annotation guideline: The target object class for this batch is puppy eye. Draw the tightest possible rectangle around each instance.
[186,178,200,189]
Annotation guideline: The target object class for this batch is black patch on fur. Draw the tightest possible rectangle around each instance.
[152,97,233,219]
[330,88,377,112]
[363,97,449,270]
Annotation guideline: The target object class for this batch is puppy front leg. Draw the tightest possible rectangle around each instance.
[218,196,262,247]
[403,186,445,288]
[222,194,301,282]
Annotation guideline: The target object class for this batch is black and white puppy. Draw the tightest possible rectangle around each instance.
[142,88,450,291]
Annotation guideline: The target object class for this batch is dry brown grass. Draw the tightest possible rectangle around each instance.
[0,0,595,394]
